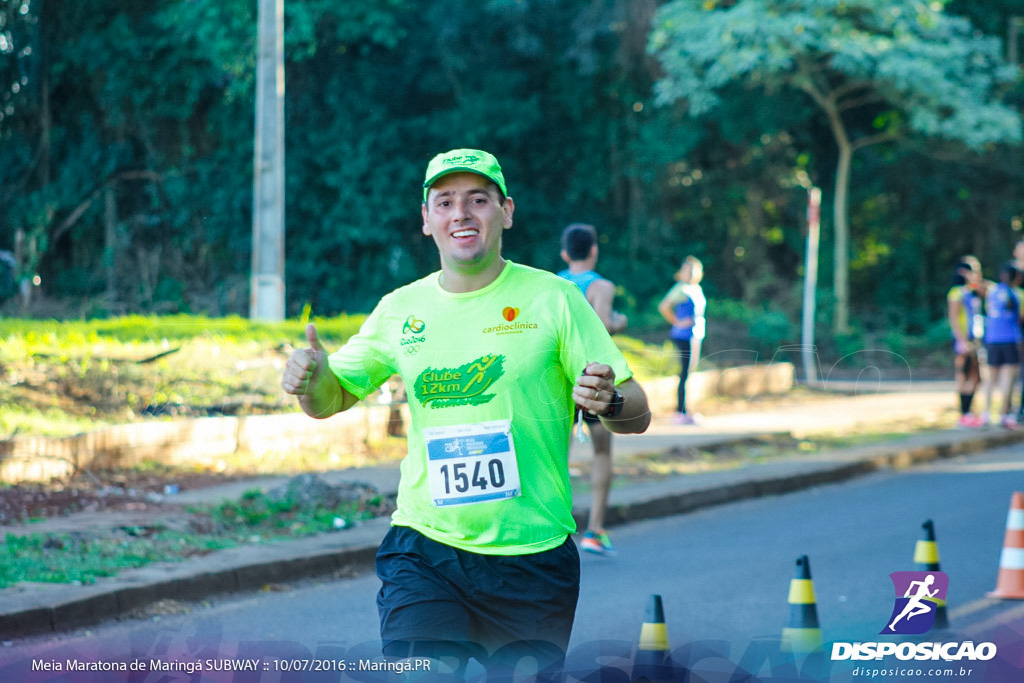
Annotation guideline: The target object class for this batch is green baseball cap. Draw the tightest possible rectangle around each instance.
[422,148,507,202]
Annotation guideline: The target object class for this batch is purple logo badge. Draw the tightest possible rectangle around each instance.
[880,571,949,635]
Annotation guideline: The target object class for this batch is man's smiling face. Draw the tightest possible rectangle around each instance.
[421,172,514,289]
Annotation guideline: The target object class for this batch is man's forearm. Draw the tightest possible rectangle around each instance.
[299,373,356,418]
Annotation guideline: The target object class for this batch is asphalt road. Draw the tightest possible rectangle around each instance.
[572,441,1023,646]
[3,443,1023,681]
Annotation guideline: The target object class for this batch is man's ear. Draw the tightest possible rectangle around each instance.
[560,249,571,266]
[421,203,431,236]
[502,196,514,229]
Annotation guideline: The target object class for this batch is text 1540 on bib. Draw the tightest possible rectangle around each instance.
[424,420,521,507]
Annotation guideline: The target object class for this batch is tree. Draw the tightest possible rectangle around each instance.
[649,0,1022,332]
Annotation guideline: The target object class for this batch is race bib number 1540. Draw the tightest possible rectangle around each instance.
[424,420,521,507]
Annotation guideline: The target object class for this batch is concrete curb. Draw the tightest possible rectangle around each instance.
[3,427,1022,641]
[591,429,1024,529]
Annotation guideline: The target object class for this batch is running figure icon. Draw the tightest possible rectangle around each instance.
[882,571,948,635]
[888,574,938,630]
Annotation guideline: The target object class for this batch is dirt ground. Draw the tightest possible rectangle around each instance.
[0,380,944,528]
[0,467,250,525]
[1,341,296,525]
[0,431,794,527]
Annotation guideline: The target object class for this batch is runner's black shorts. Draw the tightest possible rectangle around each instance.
[376,525,579,671]
[986,342,1020,367]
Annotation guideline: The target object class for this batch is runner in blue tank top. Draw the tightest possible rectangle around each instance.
[557,223,627,556]
[1015,239,1024,422]
[981,262,1023,429]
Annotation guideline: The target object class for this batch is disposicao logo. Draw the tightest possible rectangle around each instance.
[831,569,997,663]
[881,571,948,635]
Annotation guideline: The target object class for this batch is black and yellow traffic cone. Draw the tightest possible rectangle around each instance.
[780,555,822,655]
[632,594,673,682]
[914,519,949,629]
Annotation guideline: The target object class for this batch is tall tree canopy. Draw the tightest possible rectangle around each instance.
[1,0,1021,368]
[649,0,1022,332]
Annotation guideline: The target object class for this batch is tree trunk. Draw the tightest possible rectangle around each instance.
[104,186,118,303]
[833,140,852,334]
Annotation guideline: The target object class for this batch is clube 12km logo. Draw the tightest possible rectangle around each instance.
[831,571,997,663]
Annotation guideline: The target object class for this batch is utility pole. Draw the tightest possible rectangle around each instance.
[250,0,285,321]
[801,187,821,385]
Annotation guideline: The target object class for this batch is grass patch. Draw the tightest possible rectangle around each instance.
[0,487,395,589]
[0,314,677,437]
[0,314,367,438]
[0,532,236,587]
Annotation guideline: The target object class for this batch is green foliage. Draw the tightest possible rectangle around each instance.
[205,488,374,536]
[0,313,364,346]
[700,298,798,363]
[1,0,1021,356]
[649,0,1021,149]
[648,0,1021,334]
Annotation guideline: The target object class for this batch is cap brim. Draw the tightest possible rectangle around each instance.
[422,168,506,202]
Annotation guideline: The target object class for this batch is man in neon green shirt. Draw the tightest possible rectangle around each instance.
[282,149,651,678]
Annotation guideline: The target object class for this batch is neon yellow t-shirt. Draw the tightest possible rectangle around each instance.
[947,285,982,340]
[327,261,633,555]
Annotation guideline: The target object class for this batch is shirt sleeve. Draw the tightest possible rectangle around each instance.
[691,285,706,317]
[326,300,398,400]
[556,283,633,386]
[665,282,689,306]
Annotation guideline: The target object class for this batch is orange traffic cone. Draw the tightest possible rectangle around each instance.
[780,555,822,654]
[632,594,673,682]
[988,491,1024,599]
[914,520,949,628]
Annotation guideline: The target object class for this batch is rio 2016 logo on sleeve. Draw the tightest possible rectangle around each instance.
[413,354,505,408]
[881,571,949,635]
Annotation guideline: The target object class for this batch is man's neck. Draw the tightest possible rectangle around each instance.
[439,258,508,293]
[567,260,595,274]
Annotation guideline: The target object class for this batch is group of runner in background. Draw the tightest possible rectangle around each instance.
[948,239,1024,429]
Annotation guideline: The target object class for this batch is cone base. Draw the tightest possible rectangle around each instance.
[780,627,823,654]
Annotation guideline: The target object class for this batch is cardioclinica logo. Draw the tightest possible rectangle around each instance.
[482,306,538,336]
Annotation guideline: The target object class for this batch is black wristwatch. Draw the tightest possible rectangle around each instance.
[603,389,625,418]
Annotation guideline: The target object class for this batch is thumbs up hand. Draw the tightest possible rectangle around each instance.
[282,323,330,396]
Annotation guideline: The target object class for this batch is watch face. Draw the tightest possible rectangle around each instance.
[607,390,624,417]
